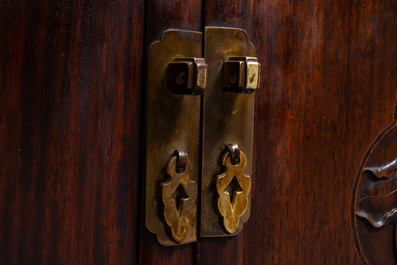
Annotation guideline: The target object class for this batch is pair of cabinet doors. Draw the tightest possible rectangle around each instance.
[0,0,396,264]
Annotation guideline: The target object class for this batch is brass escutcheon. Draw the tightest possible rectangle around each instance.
[162,151,198,243]
[217,144,251,234]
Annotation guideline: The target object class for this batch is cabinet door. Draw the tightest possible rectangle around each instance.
[0,1,145,264]
[139,1,397,265]
[1,0,396,264]
[196,1,397,265]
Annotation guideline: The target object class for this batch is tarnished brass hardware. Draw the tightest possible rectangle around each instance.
[162,151,198,243]
[223,57,260,93]
[225,143,240,165]
[146,27,258,244]
[168,58,207,95]
[173,150,188,171]
[201,27,255,237]
[217,144,251,234]
[146,29,201,246]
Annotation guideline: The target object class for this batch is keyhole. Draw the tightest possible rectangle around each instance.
[176,70,187,85]
[229,73,238,85]
[225,176,243,205]
[174,184,188,217]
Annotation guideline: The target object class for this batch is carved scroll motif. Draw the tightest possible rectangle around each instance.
[353,102,397,264]
[356,160,397,263]
[365,157,397,179]
[357,188,397,228]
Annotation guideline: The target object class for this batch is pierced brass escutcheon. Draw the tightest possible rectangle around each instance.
[162,152,198,243]
[217,144,251,234]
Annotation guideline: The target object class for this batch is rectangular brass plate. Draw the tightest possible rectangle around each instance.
[201,27,255,237]
[146,30,202,246]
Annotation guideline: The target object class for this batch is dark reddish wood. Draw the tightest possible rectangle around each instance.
[204,0,253,37]
[199,0,397,264]
[1,0,396,264]
[0,1,144,264]
[145,0,203,46]
[138,1,202,264]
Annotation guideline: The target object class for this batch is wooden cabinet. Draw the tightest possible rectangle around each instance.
[1,1,396,264]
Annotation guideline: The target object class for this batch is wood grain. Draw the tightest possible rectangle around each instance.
[199,0,397,264]
[0,1,144,264]
[1,0,396,264]
[138,0,202,264]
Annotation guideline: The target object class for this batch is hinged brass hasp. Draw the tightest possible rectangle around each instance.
[201,27,256,237]
[146,30,202,246]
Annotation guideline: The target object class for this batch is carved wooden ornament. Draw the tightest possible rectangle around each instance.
[352,104,397,265]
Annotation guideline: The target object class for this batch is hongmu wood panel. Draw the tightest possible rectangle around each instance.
[0,1,144,264]
[199,0,397,265]
[1,0,396,264]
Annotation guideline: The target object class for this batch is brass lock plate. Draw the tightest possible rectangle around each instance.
[201,27,256,237]
[146,27,258,244]
[146,30,203,246]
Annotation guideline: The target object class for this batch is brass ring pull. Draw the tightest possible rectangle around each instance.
[173,150,188,172]
[226,143,240,165]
